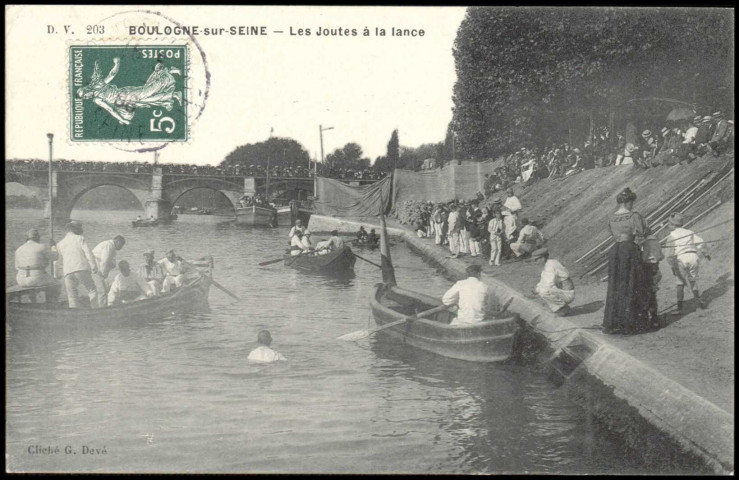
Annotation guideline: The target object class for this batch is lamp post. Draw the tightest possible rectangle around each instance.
[318,125,334,195]
[46,133,54,241]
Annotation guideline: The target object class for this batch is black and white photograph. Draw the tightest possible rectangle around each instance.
[5,5,734,474]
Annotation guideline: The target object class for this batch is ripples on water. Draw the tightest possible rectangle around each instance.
[6,209,655,473]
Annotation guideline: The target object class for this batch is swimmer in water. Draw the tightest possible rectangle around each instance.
[247,330,287,363]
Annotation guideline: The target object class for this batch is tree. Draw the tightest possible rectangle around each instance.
[325,142,370,171]
[451,7,734,159]
[221,137,310,169]
[386,129,400,170]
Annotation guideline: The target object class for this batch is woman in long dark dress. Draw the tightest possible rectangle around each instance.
[603,188,654,334]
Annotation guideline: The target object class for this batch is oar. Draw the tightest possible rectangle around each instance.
[258,257,287,267]
[338,304,449,341]
[211,279,241,301]
[352,252,382,269]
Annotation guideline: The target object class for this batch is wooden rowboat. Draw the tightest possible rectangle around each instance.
[6,274,211,329]
[282,246,356,276]
[369,283,519,362]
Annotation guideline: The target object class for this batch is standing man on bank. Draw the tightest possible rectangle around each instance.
[664,212,710,315]
[55,221,99,308]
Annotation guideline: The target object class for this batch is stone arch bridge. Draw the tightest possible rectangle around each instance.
[5,167,315,221]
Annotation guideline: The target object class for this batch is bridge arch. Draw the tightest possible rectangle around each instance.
[163,177,243,213]
[55,173,152,220]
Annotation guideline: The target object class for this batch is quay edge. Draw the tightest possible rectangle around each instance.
[308,214,734,475]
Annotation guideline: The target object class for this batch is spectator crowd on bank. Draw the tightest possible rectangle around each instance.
[481,111,734,196]
[5,159,388,181]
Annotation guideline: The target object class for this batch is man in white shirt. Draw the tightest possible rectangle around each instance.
[107,260,153,305]
[14,228,60,303]
[510,218,546,258]
[447,204,462,258]
[531,248,575,316]
[289,219,309,239]
[290,231,312,256]
[664,212,710,314]
[55,221,99,308]
[322,230,345,252]
[487,209,505,266]
[158,249,189,293]
[247,330,287,363]
[442,264,496,326]
[92,235,126,306]
[503,188,522,221]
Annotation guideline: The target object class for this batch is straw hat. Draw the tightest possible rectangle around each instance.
[702,115,713,124]
[642,130,652,138]
[712,111,724,119]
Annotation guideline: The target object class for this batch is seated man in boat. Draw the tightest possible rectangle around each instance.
[290,231,314,256]
[247,330,286,363]
[442,264,498,326]
[107,260,153,305]
[138,249,165,296]
[356,226,368,243]
[158,249,189,293]
[322,230,345,252]
[367,229,379,246]
[13,228,60,303]
[289,219,309,239]
[510,218,545,258]
[238,195,252,208]
[136,215,142,221]
[531,248,575,317]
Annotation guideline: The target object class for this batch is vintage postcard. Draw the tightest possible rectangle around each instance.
[5,5,734,475]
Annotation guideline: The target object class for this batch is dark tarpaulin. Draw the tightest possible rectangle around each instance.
[313,176,392,216]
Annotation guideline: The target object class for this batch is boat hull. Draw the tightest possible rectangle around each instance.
[276,207,312,227]
[235,205,277,226]
[7,275,211,329]
[283,246,355,276]
[370,284,518,362]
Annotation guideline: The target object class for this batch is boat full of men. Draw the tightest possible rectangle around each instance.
[13,221,192,307]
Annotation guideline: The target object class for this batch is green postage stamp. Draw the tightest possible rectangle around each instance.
[69,45,189,142]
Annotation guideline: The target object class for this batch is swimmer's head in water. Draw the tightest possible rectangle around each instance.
[257,330,272,346]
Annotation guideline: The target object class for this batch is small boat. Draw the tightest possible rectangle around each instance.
[370,283,519,362]
[132,219,159,227]
[235,204,277,226]
[7,274,212,329]
[282,246,355,276]
[351,238,379,250]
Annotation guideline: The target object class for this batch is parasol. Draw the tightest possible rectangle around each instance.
[665,107,695,123]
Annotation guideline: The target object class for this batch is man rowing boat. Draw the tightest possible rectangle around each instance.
[442,264,498,326]
[107,260,153,305]
[158,249,189,293]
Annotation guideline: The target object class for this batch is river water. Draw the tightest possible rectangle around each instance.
[6,209,658,474]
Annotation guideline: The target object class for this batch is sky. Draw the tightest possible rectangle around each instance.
[6,5,467,166]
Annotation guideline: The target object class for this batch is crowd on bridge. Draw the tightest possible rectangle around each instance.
[482,111,734,196]
[6,158,387,181]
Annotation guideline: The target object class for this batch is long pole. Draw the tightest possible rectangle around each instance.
[319,125,324,196]
[47,133,54,241]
